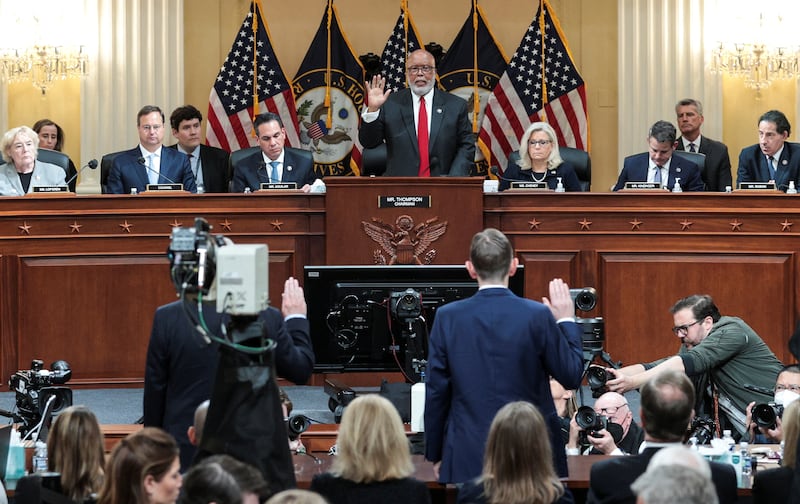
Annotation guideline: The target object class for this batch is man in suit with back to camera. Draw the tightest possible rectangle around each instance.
[424,228,584,484]
[674,98,733,191]
[359,49,475,177]
[231,112,317,193]
[106,105,197,194]
[736,109,800,191]
[587,369,738,504]
[612,120,704,191]
[169,105,230,193]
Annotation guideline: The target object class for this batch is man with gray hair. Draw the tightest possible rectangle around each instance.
[612,120,704,191]
[675,98,732,191]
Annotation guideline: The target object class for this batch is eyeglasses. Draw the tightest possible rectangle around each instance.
[776,384,800,393]
[598,404,628,416]
[528,140,553,147]
[140,124,163,132]
[407,65,435,75]
[671,320,701,336]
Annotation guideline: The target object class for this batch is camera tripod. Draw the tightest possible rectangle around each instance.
[578,344,622,405]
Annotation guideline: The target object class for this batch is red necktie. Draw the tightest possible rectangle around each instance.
[417,96,430,177]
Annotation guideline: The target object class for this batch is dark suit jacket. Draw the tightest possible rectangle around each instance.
[143,301,315,471]
[676,136,732,192]
[106,146,197,194]
[737,142,800,192]
[751,465,794,504]
[424,288,584,484]
[612,152,704,191]
[231,147,315,192]
[359,88,475,177]
[587,446,738,504]
[168,144,231,193]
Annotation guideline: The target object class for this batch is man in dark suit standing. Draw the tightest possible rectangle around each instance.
[424,228,584,484]
[231,112,317,192]
[675,98,732,191]
[359,49,475,177]
[106,105,197,194]
[613,120,704,191]
[169,105,230,193]
[736,109,800,192]
[587,370,738,504]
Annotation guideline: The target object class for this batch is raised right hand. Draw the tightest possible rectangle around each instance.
[365,75,391,112]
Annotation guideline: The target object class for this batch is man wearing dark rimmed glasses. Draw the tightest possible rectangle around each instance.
[605,294,782,440]
[359,49,475,177]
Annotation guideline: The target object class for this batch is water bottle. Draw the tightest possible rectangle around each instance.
[4,428,26,490]
[788,181,798,194]
[739,441,752,488]
[555,177,566,193]
[33,440,48,472]
[672,177,682,193]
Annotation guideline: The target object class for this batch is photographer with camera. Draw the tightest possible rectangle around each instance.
[605,294,782,440]
[744,364,800,444]
[566,392,644,456]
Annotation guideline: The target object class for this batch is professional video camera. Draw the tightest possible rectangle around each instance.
[4,359,72,436]
[752,402,784,430]
[687,415,716,445]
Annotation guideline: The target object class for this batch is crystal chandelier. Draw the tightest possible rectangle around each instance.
[0,45,88,95]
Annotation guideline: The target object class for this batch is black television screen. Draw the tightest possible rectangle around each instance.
[304,265,525,376]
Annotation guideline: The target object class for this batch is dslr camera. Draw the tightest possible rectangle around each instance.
[687,415,716,445]
[390,288,423,322]
[8,359,73,434]
[575,405,608,445]
[752,402,784,430]
[569,287,597,312]
[586,366,610,398]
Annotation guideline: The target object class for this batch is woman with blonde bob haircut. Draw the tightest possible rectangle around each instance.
[499,122,581,192]
[310,395,430,504]
[457,401,573,504]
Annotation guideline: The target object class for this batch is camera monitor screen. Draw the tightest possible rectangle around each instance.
[304,265,525,373]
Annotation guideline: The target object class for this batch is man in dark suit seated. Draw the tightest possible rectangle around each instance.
[587,370,738,504]
[674,98,732,191]
[106,105,197,194]
[359,49,475,177]
[736,109,800,192]
[231,112,317,192]
[169,105,230,193]
[612,120,704,191]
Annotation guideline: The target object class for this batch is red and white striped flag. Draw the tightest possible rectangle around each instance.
[206,0,299,152]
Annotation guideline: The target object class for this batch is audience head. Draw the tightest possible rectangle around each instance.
[593,392,633,438]
[137,105,166,152]
[170,105,204,151]
[47,405,105,501]
[669,294,721,350]
[467,228,517,285]
[783,399,800,469]
[631,464,718,504]
[253,112,286,161]
[187,400,210,446]
[675,99,704,140]
[639,369,695,442]
[517,122,564,171]
[265,489,329,504]
[549,377,577,419]
[646,120,677,167]
[331,394,414,484]
[33,119,66,151]
[406,49,437,96]
[98,427,181,504]
[758,110,790,157]
[180,454,268,504]
[1,126,39,165]
[481,401,565,504]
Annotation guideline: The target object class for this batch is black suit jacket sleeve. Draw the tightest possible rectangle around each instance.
[267,311,315,385]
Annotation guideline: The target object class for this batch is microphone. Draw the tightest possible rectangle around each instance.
[63,159,98,189]
[489,166,521,184]
[258,162,270,183]
[744,383,774,396]
[137,156,178,184]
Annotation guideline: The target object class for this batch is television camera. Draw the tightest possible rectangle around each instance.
[569,288,621,400]
[1,359,72,437]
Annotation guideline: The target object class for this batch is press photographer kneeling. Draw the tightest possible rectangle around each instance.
[566,386,645,456]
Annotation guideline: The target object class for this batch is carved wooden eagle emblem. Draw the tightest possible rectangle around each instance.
[361,215,448,265]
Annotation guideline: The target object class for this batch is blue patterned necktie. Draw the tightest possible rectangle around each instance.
[270,161,280,183]
[654,166,663,186]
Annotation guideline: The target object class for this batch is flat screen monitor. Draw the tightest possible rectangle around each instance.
[304,264,525,375]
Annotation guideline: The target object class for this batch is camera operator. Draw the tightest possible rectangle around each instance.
[566,392,644,456]
[744,364,800,444]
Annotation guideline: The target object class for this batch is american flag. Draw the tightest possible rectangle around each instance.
[479,0,589,172]
[379,5,424,93]
[206,0,299,152]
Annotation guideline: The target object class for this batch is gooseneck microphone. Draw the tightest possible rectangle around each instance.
[257,162,270,184]
[63,159,98,189]
[137,156,178,184]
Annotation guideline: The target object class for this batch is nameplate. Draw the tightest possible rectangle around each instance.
[378,195,431,208]
[623,182,664,190]
[145,183,184,192]
[510,181,549,190]
[32,186,68,193]
[259,182,298,190]
[737,182,777,191]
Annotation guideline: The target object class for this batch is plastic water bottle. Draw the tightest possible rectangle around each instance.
[33,440,48,472]
[672,177,683,193]
[722,429,735,450]
[788,181,798,194]
[555,177,566,193]
[739,441,752,488]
